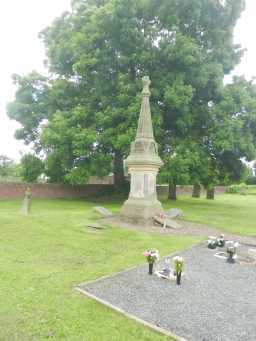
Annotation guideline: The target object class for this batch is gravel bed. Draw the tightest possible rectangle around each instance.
[79,244,256,341]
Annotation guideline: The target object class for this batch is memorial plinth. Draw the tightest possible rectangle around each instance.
[121,76,163,224]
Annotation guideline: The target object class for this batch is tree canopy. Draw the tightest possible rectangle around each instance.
[7,0,256,195]
[20,154,45,183]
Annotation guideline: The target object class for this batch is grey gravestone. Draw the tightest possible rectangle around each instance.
[154,215,181,229]
[164,219,181,229]
[248,249,256,260]
[165,208,183,219]
[87,223,106,230]
[94,206,113,217]
[21,187,32,215]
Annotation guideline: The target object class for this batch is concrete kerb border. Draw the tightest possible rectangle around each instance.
[76,286,187,341]
[75,243,204,341]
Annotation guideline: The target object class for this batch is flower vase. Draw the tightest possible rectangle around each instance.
[227,252,235,263]
[148,263,153,275]
[176,271,181,285]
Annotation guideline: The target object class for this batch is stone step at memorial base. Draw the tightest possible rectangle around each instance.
[120,198,163,225]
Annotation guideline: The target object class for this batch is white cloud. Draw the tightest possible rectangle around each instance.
[232,0,256,79]
[0,0,255,161]
[0,0,71,160]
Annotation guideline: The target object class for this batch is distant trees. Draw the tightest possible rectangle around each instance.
[0,155,21,181]
[7,0,256,197]
[246,161,256,184]
[20,154,44,183]
[0,155,14,177]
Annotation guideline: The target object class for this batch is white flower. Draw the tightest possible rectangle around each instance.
[173,256,184,263]
[152,250,160,261]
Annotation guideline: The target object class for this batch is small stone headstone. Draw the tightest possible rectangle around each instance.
[87,223,106,230]
[154,215,181,229]
[248,249,256,260]
[164,219,181,229]
[94,206,113,217]
[165,208,183,219]
[21,187,32,215]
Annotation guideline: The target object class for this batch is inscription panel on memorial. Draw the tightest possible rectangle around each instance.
[130,171,157,199]
[130,173,144,198]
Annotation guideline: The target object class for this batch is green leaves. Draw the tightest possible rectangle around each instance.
[20,154,44,183]
[8,0,253,190]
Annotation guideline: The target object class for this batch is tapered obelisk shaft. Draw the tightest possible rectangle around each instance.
[121,76,163,224]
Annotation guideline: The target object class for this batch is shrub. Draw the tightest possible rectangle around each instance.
[20,154,44,183]
[226,183,248,195]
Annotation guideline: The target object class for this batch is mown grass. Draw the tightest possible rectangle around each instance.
[91,192,256,236]
[0,199,200,341]
[247,185,256,195]
[161,193,256,236]
[1,193,255,340]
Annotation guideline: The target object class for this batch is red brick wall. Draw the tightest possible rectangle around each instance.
[0,183,226,199]
[88,176,114,184]
[0,183,114,199]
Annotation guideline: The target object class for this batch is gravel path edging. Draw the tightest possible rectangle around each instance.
[76,241,256,341]
[75,243,203,341]
[76,286,187,341]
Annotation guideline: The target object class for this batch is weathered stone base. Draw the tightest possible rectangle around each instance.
[120,198,163,225]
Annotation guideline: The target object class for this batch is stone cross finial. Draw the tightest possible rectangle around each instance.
[142,76,151,96]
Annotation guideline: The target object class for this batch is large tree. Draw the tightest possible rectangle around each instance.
[9,0,255,192]
[203,76,256,198]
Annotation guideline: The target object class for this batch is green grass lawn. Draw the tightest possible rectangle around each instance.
[247,185,256,195]
[1,194,255,341]
[0,199,200,341]
[93,192,256,235]
[162,193,256,236]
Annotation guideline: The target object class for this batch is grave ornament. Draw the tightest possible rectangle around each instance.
[217,234,225,247]
[208,234,225,249]
[157,256,172,278]
[226,241,239,263]
[207,236,217,249]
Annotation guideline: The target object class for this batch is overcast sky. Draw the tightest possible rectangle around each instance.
[0,0,255,161]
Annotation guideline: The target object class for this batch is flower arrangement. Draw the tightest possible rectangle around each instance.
[157,212,167,219]
[143,250,159,264]
[173,256,184,285]
[143,249,159,275]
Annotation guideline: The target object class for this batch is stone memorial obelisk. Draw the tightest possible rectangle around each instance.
[121,76,163,224]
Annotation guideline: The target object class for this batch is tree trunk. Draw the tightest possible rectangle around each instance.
[168,183,177,200]
[192,183,201,198]
[206,186,215,200]
[113,152,125,192]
